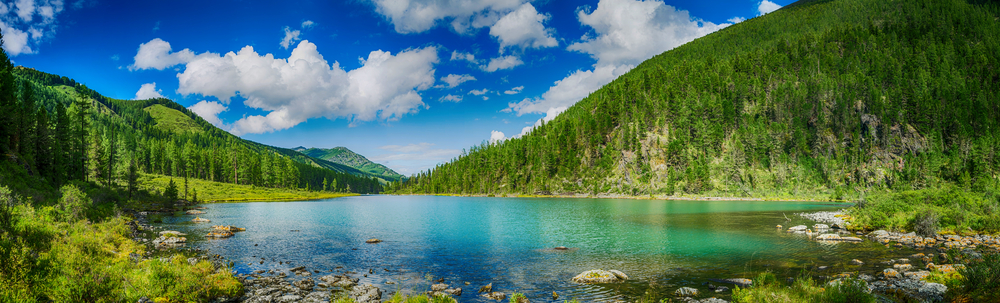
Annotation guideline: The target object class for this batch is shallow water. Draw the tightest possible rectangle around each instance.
[158,195,914,302]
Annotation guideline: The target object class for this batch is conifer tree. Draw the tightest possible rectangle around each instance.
[0,33,15,152]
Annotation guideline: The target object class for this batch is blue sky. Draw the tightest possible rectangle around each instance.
[3,0,789,175]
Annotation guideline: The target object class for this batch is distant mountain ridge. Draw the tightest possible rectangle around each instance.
[294,147,403,181]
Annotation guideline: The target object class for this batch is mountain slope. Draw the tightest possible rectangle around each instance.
[295,147,403,181]
[391,0,1000,199]
[8,66,383,194]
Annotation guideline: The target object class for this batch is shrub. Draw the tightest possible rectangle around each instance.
[57,184,90,222]
[957,252,1000,302]
[817,279,876,303]
[913,210,939,237]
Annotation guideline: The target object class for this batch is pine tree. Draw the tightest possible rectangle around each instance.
[18,80,36,165]
[72,91,91,181]
[34,107,51,178]
[53,103,70,183]
[0,33,16,152]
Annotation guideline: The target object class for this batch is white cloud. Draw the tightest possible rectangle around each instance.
[450,50,477,63]
[168,39,439,135]
[469,88,489,96]
[482,96,489,100]
[728,16,746,23]
[369,0,524,34]
[517,106,566,137]
[439,94,463,102]
[489,2,557,52]
[489,130,506,144]
[0,0,65,56]
[280,26,302,49]
[503,85,523,95]
[129,38,196,71]
[301,20,315,28]
[568,0,731,67]
[439,73,476,88]
[481,55,522,72]
[506,64,631,115]
[188,100,228,128]
[758,0,781,15]
[134,82,165,100]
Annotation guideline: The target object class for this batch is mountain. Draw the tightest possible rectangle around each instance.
[294,147,404,181]
[4,66,384,194]
[390,0,1000,199]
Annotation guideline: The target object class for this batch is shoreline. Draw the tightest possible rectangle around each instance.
[385,192,853,204]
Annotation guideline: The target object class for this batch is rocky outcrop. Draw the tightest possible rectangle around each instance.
[571,269,628,283]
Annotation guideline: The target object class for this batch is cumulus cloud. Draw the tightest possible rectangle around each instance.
[506,63,631,116]
[0,0,65,55]
[469,88,489,96]
[439,74,476,88]
[164,39,438,135]
[568,0,731,67]
[758,0,781,15]
[481,55,522,72]
[489,2,557,52]
[439,94,463,102]
[134,82,165,100]
[516,106,566,137]
[280,26,302,49]
[489,130,506,144]
[301,20,315,28]
[503,86,523,95]
[188,100,228,128]
[450,50,477,63]
[129,38,196,71]
[728,16,746,23]
[369,0,523,34]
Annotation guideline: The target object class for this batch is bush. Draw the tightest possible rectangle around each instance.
[818,279,876,303]
[57,184,90,222]
[957,252,1000,302]
[913,210,939,237]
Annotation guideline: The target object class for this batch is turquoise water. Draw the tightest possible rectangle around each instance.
[159,195,906,302]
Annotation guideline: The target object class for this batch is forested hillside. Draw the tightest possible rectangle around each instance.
[295,147,404,182]
[2,66,383,196]
[391,0,1000,200]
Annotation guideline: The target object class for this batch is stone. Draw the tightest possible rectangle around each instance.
[294,279,315,291]
[839,237,863,242]
[206,230,234,238]
[348,284,382,303]
[904,270,931,280]
[918,283,947,302]
[882,268,900,279]
[212,225,246,232]
[813,224,830,230]
[571,269,627,283]
[554,246,569,250]
[850,259,864,265]
[714,286,729,293]
[187,257,199,266]
[675,287,699,297]
[431,283,448,291]
[185,210,204,215]
[679,298,730,303]
[788,225,808,231]
[478,283,492,293]
[365,238,382,244]
[893,264,913,272]
[192,217,210,223]
[444,288,462,296]
[608,269,629,280]
[724,278,752,287]
[815,234,841,241]
[482,292,506,301]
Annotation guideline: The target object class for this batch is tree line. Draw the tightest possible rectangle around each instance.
[0,44,382,198]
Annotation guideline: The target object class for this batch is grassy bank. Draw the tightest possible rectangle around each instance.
[0,185,242,303]
[139,173,357,203]
[847,186,1000,235]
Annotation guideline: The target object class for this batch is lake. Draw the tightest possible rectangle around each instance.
[158,195,909,302]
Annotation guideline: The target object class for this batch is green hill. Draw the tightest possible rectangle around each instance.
[143,104,203,134]
[294,146,403,181]
[391,0,1000,202]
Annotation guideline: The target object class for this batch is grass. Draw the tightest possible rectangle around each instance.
[846,187,1000,234]
[332,291,458,303]
[143,104,204,134]
[139,173,356,203]
[731,272,875,303]
[0,185,242,303]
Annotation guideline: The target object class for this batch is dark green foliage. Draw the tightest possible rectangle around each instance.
[849,187,1000,233]
[392,0,1000,201]
[957,252,1000,302]
[913,209,939,237]
[57,184,90,222]
[163,179,179,203]
[818,279,876,303]
[295,146,404,181]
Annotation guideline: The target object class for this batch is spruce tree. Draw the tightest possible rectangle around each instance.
[0,33,15,152]
[19,80,36,164]
[34,107,51,178]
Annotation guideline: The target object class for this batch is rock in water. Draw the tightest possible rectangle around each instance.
[294,278,315,291]
[481,292,506,301]
[571,269,628,283]
[444,288,462,296]
[787,225,807,232]
[431,283,448,291]
[192,217,210,223]
[674,287,699,297]
[724,278,752,287]
[554,246,569,250]
[479,282,492,293]
[552,291,558,300]
[349,284,382,303]
[365,238,382,244]
[850,259,864,265]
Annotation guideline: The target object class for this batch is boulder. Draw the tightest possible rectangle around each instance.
[185,210,204,215]
[882,268,900,279]
[482,292,506,301]
[850,259,864,265]
[192,217,210,223]
[571,269,628,283]
[206,230,235,238]
[212,225,246,232]
[608,269,629,280]
[444,288,462,296]
[813,224,830,230]
[894,264,913,272]
[478,282,492,293]
[348,284,382,303]
[431,283,448,291]
[723,278,752,287]
[674,287,699,297]
[294,279,315,291]
[815,234,841,241]
[788,225,808,232]
[554,246,569,250]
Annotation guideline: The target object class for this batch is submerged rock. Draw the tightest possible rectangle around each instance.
[365,238,382,244]
[674,287,699,297]
[571,269,628,283]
